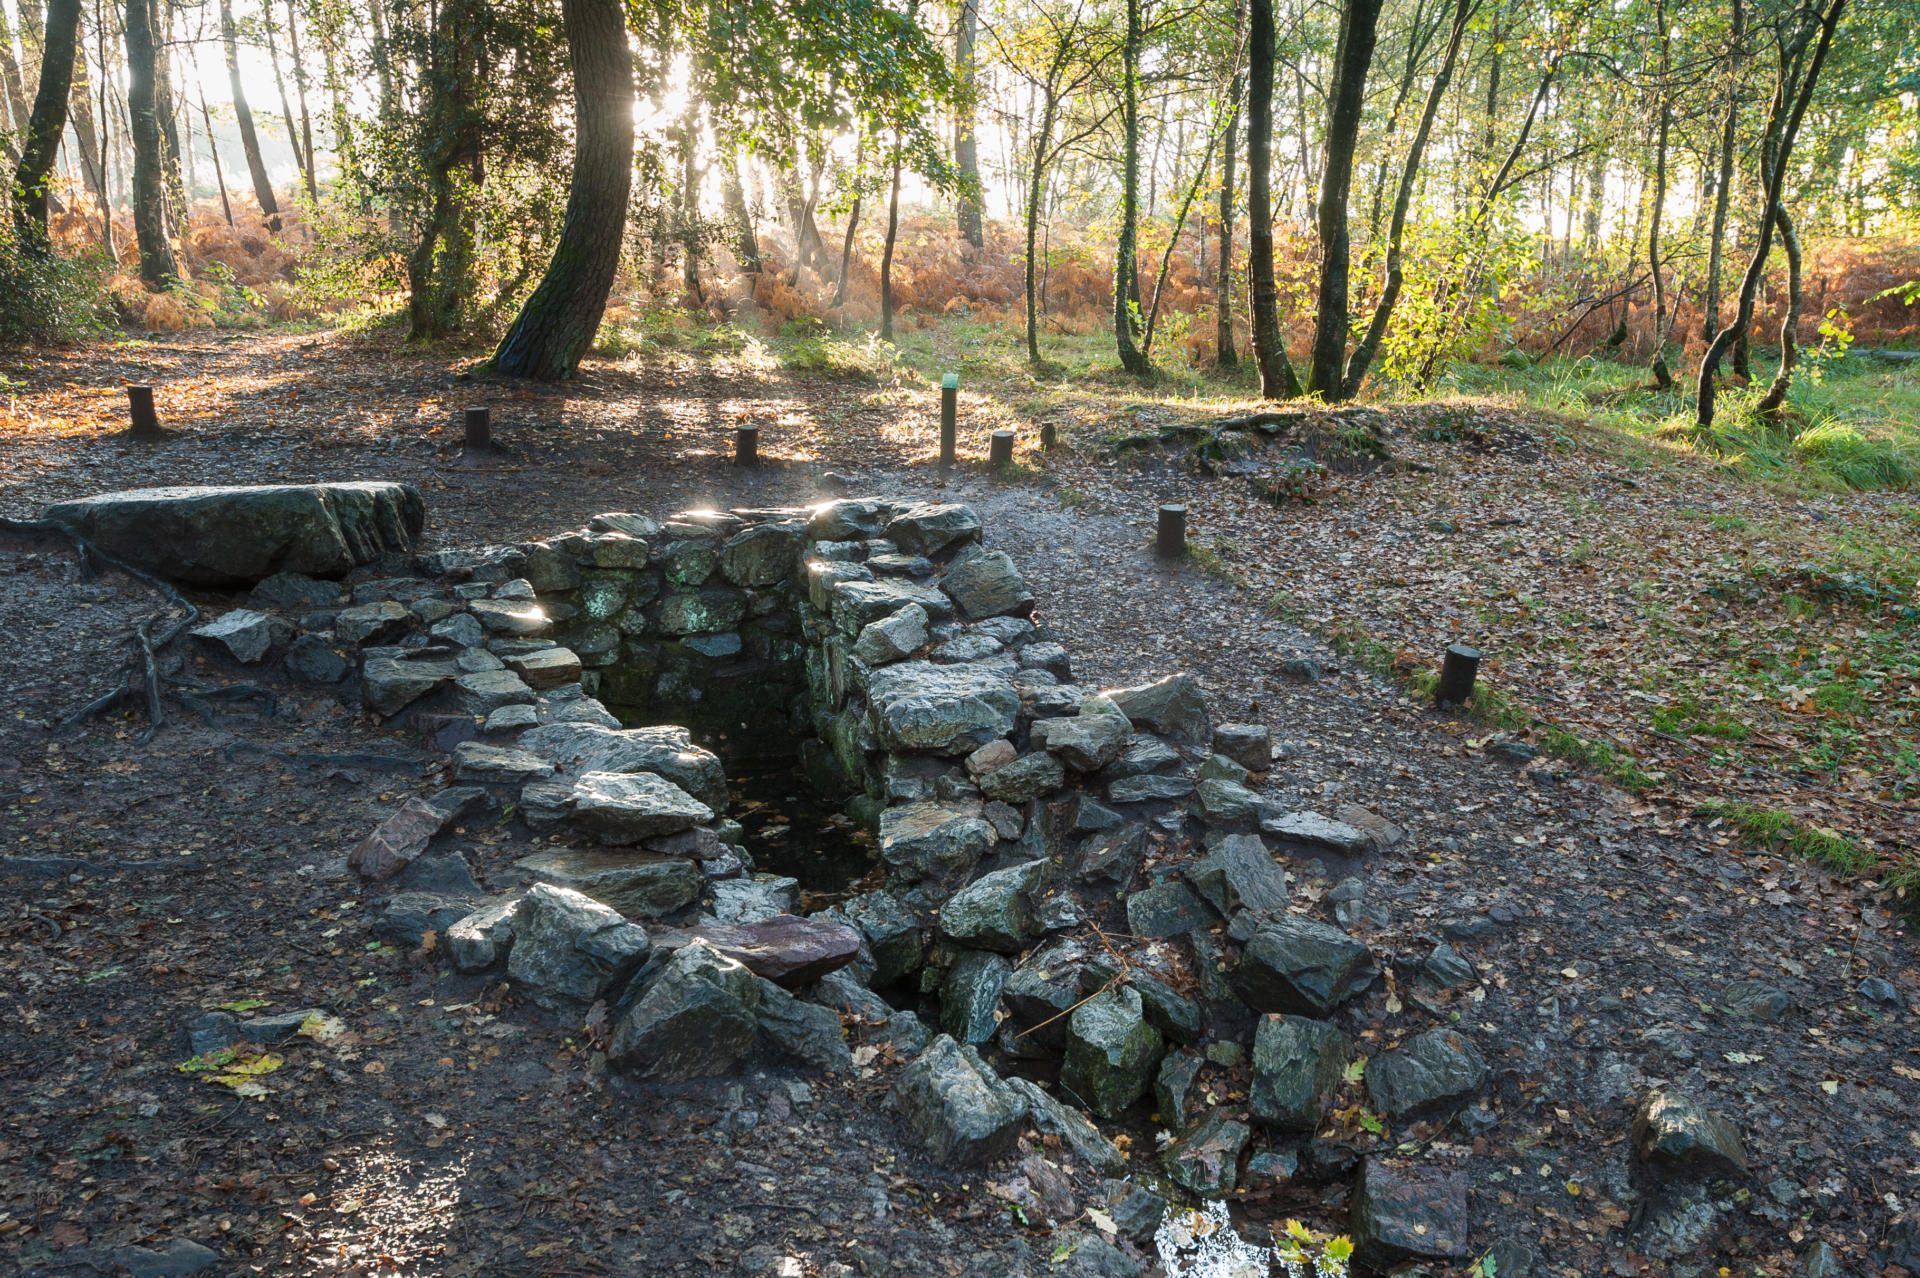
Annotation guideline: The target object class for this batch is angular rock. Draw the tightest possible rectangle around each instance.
[453,668,537,717]
[753,975,852,1072]
[568,771,712,843]
[940,950,1013,1044]
[1104,1182,1168,1247]
[1421,943,1476,988]
[1006,1077,1128,1175]
[1124,880,1215,938]
[978,751,1065,803]
[889,1034,1027,1168]
[1019,641,1072,680]
[1042,712,1132,772]
[1105,674,1209,742]
[883,503,983,556]
[719,523,805,586]
[1074,823,1147,891]
[451,742,554,784]
[808,498,893,541]
[1162,1110,1250,1197]
[1251,1015,1351,1131]
[190,608,281,663]
[999,942,1085,1053]
[607,941,762,1080]
[1108,774,1194,804]
[505,883,651,1008]
[1102,734,1182,780]
[429,613,486,648]
[1260,810,1371,855]
[469,598,551,636]
[943,550,1034,619]
[966,739,1017,776]
[1193,778,1264,826]
[44,482,423,587]
[832,579,954,632]
[841,891,924,984]
[519,848,702,917]
[1186,833,1290,919]
[1233,913,1378,1015]
[879,801,995,892]
[932,633,1005,664]
[249,571,342,612]
[286,634,351,685]
[1155,1050,1204,1129]
[1211,723,1272,772]
[866,660,1019,755]
[348,797,449,881]
[1351,1158,1470,1266]
[1368,1028,1489,1122]
[336,600,413,644]
[708,874,797,923]
[657,587,747,636]
[1060,986,1163,1117]
[448,895,521,972]
[648,915,861,987]
[853,603,929,666]
[1631,1091,1748,1179]
[1334,802,1407,852]
[518,722,727,812]
[505,647,582,690]
[939,858,1048,953]
[1721,979,1792,1022]
[113,1238,221,1278]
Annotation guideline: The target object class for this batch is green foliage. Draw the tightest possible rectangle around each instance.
[0,231,105,346]
[1695,800,1875,878]
[1274,1219,1355,1275]
[779,331,902,381]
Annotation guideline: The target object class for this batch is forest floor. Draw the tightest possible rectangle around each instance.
[0,323,1916,1277]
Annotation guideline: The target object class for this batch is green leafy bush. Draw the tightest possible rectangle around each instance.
[0,231,106,345]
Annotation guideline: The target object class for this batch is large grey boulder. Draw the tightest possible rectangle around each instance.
[889,1034,1027,1168]
[1351,1159,1470,1266]
[506,884,651,1009]
[841,891,924,984]
[1233,913,1379,1015]
[1250,1015,1351,1131]
[753,976,852,1072]
[448,895,522,972]
[1060,986,1163,1118]
[518,722,727,811]
[190,609,281,663]
[883,502,983,556]
[719,523,805,587]
[42,482,424,586]
[941,950,1013,1043]
[567,771,712,843]
[1006,1077,1128,1175]
[1040,712,1132,772]
[832,579,954,632]
[1104,674,1210,742]
[942,551,1034,619]
[938,858,1049,953]
[1186,833,1290,919]
[1260,810,1372,855]
[1162,1110,1249,1197]
[978,751,1065,803]
[853,603,929,666]
[607,941,763,1081]
[1631,1091,1748,1179]
[646,914,862,987]
[362,654,459,716]
[1367,1027,1489,1123]
[866,660,1019,754]
[518,847,702,917]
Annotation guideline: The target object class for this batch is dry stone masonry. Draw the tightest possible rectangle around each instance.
[54,481,1765,1273]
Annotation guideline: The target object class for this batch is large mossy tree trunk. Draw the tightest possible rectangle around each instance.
[9,0,81,253]
[1247,0,1300,398]
[1303,0,1384,401]
[123,0,177,286]
[490,0,633,380]
[880,146,903,340]
[953,0,983,249]
[221,0,280,230]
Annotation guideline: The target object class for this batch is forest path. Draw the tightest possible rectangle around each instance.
[0,328,1914,1274]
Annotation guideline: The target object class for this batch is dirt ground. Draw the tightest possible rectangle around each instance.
[1,330,1916,1277]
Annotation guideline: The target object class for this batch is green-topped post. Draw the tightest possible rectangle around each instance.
[940,373,959,467]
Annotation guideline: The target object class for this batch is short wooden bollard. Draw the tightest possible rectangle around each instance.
[127,385,162,438]
[1155,503,1188,558]
[735,425,760,466]
[464,406,492,452]
[1436,643,1482,705]
[939,373,958,466]
[1039,422,1057,450]
[989,429,1014,468]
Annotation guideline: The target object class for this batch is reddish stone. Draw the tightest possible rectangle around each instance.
[348,798,446,881]
[649,914,862,988]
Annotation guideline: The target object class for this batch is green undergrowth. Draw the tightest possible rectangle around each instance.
[1690,799,1907,893]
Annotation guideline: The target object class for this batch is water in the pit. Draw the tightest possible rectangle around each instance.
[728,768,882,908]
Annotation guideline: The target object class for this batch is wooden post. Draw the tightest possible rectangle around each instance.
[940,373,958,466]
[1155,504,1187,558]
[1039,422,1057,450]
[735,425,760,467]
[127,385,162,438]
[464,407,492,452]
[989,429,1014,467]
[1436,643,1482,705]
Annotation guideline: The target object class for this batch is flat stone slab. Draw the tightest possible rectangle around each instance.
[648,914,862,987]
[866,661,1020,755]
[518,847,702,917]
[1261,810,1371,855]
[568,771,713,843]
[43,482,423,586]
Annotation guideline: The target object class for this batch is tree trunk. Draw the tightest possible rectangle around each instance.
[94,2,116,254]
[1701,0,1741,342]
[10,0,82,252]
[1345,0,1468,394]
[953,0,983,248]
[1217,0,1245,367]
[880,144,902,340]
[0,4,31,154]
[285,0,315,190]
[221,0,279,229]
[1024,93,1057,365]
[264,0,309,197]
[1696,0,1845,428]
[1754,199,1802,416]
[831,134,865,308]
[1583,142,1606,252]
[68,15,107,216]
[1304,0,1384,401]
[1247,0,1300,397]
[491,0,633,379]
[123,0,176,285]
[1113,0,1148,376]
[1647,92,1672,387]
[149,1,184,231]
[722,153,760,272]
[198,80,233,227]
[677,99,702,302]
